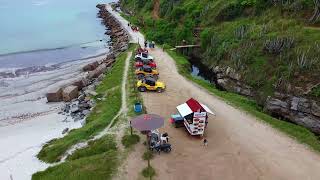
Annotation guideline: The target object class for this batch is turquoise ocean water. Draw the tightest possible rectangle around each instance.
[0,0,112,68]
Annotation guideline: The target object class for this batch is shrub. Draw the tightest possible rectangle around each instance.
[263,37,295,54]
[142,151,154,161]
[311,85,320,97]
[121,134,140,148]
[142,166,156,178]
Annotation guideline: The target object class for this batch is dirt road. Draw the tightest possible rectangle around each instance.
[108,5,320,180]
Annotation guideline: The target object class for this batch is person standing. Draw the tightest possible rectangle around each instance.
[144,40,148,48]
[151,41,155,48]
[203,138,208,146]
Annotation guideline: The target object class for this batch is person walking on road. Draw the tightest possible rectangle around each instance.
[203,139,208,146]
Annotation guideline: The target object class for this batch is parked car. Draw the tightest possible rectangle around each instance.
[135,60,156,69]
[135,65,159,79]
[136,77,165,93]
[150,143,172,153]
[135,52,154,61]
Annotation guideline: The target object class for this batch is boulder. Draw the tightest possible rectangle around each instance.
[88,63,107,79]
[297,98,311,114]
[62,128,69,134]
[82,61,99,72]
[97,74,105,81]
[82,110,90,116]
[46,88,63,102]
[78,94,85,101]
[291,113,320,134]
[290,97,299,111]
[265,97,290,116]
[104,59,115,67]
[62,85,79,102]
[72,79,86,90]
[85,90,98,96]
[311,102,320,117]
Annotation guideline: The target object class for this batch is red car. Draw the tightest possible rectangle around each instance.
[135,61,157,69]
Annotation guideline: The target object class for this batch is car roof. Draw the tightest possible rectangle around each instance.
[143,65,151,69]
[145,76,156,82]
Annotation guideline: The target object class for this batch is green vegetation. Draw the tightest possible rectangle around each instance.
[66,135,117,161]
[142,150,154,161]
[121,134,140,148]
[142,166,156,178]
[311,85,320,97]
[37,44,135,163]
[120,0,320,101]
[33,44,142,179]
[33,135,118,180]
[33,150,118,180]
[166,47,320,152]
[37,88,121,163]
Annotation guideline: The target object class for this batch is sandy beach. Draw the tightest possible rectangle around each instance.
[0,55,105,180]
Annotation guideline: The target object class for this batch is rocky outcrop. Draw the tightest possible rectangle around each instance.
[62,85,79,102]
[213,66,254,97]
[209,65,320,134]
[96,4,130,54]
[265,93,320,134]
[46,88,63,102]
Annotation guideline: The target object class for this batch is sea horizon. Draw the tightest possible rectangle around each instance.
[0,0,113,69]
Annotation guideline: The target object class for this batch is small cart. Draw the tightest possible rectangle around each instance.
[175,98,215,136]
[170,114,185,128]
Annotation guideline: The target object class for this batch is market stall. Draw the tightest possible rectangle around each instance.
[174,98,214,136]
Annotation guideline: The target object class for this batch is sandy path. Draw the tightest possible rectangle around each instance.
[109,5,320,180]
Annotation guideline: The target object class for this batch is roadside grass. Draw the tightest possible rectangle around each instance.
[32,150,118,180]
[165,48,320,152]
[66,135,117,161]
[37,45,134,163]
[121,134,140,148]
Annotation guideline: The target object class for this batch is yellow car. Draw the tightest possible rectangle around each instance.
[135,65,159,79]
[137,77,165,93]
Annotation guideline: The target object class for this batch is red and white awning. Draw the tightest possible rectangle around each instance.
[176,98,215,117]
[176,103,193,117]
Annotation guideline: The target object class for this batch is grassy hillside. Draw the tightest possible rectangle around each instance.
[120,0,320,102]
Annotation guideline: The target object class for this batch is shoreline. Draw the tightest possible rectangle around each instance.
[0,3,130,179]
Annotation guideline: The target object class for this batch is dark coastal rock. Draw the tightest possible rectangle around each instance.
[62,128,69,134]
[88,63,107,79]
[312,102,320,117]
[82,61,99,72]
[214,66,253,97]
[265,94,320,134]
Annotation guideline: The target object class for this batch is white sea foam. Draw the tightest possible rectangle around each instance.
[32,0,49,6]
